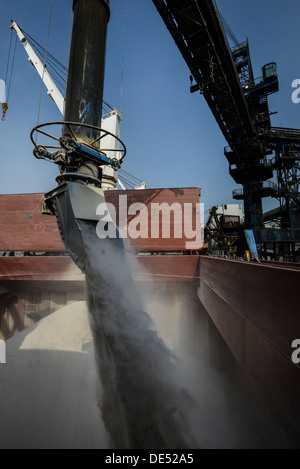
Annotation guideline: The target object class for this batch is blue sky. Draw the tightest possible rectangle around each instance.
[0,0,299,215]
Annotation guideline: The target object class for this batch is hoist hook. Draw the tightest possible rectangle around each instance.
[1,103,8,121]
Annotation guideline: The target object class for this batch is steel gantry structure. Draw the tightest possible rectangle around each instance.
[153,0,300,260]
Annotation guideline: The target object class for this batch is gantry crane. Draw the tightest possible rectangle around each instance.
[153,0,300,260]
[9,1,299,261]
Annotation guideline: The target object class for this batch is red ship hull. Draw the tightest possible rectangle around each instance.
[0,191,299,446]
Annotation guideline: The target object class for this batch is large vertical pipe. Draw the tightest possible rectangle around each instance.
[64,0,110,142]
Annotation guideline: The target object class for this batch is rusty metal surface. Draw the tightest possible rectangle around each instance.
[261,260,300,271]
[0,194,65,252]
[0,254,199,341]
[199,256,300,358]
[127,254,200,282]
[0,256,82,281]
[105,188,202,252]
[0,189,202,253]
[0,254,200,283]
[198,256,300,446]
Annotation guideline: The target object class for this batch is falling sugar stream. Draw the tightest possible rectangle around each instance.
[78,220,199,449]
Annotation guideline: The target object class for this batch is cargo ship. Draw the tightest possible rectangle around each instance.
[0,0,299,449]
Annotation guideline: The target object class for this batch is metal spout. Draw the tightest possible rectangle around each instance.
[43,181,123,272]
[36,0,122,270]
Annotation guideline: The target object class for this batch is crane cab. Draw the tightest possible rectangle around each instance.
[262,62,279,94]
[262,62,278,82]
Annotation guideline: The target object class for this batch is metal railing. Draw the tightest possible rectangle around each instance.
[232,188,243,198]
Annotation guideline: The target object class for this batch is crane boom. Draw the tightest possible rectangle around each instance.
[152,0,255,155]
[10,21,65,116]
[11,20,136,191]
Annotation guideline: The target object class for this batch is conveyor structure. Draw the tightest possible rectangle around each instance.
[153,0,300,259]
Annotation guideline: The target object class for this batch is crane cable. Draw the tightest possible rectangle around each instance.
[22,28,67,90]
[24,1,113,112]
[120,0,127,120]
[64,1,73,99]
[2,29,17,121]
[220,13,240,48]
[7,36,17,103]
[36,0,54,142]
[4,28,13,86]
[118,168,145,189]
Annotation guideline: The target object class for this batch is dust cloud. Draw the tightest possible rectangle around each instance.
[80,220,287,449]
[80,220,200,449]
[140,282,286,449]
